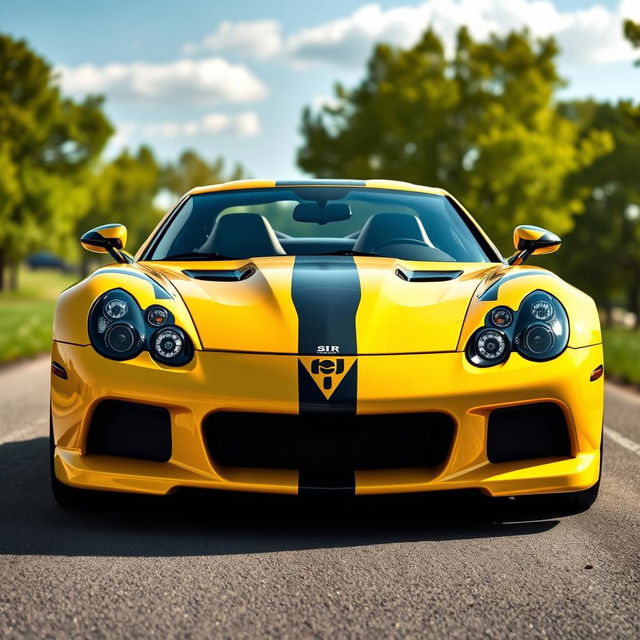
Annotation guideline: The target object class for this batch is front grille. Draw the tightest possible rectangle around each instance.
[487,402,571,463]
[86,400,172,462]
[202,412,455,471]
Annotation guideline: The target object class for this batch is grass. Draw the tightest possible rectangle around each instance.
[602,328,640,386]
[0,268,77,364]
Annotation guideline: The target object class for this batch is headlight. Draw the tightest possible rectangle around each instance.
[89,290,144,361]
[105,323,140,354]
[522,323,554,354]
[514,291,568,361]
[489,306,513,328]
[467,328,509,367]
[530,299,555,322]
[89,289,193,366]
[147,305,169,327]
[467,291,569,367]
[104,298,128,319]
[150,326,193,365]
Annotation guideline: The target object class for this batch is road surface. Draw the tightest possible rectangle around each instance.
[0,355,638,639]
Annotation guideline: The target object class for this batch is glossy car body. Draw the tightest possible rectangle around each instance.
[51,179,604,504]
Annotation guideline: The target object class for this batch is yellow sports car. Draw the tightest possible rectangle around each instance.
[50,179,604,510]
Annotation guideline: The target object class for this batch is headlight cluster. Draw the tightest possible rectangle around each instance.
[89,289,193,366]
[466,291,569,367]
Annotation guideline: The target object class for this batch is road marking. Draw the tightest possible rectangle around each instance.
[604,425,640,458]
[0,427,37,445]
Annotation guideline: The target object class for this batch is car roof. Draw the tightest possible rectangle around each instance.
[188,179,450,197]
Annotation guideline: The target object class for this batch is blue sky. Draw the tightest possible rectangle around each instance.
[2,0,639,179]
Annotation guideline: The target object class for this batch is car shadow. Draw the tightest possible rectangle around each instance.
[0,438,563,557]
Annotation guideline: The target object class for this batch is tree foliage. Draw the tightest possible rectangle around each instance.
[0,35,112,288]
[0,36,251,288]
[297,28,612,253]
[624,19,640,64]
[545,101,640,318]
[75,148,248,270]
[162,150,245,198]
[75,146,162,270]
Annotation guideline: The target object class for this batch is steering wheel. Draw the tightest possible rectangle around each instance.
[370,238,431,253]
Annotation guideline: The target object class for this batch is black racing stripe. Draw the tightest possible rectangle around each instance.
[276,179,365,186]
[299,470,355,496]
[292,256,361,493]
[292,256,361,356]
[292,255,360,414]
[92,268,173,300]
[479,271,554,301]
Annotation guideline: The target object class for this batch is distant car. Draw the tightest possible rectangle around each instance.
[50,179,603,510]
[27,251,74,273]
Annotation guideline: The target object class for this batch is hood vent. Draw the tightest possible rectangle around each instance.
[395,268,463,282]
[183,266,255,282]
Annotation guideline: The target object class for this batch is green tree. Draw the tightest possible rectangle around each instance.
[0,35,113,289]
[624,19,640,64]
[542,20,640,323]
[297,28,611,253]
[76,146,161,273]
[75,148,249,273]
[105,146,161,252]
[546,101,640,323]
[162,149,245,198]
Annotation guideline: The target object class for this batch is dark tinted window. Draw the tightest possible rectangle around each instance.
[149,187,494,263]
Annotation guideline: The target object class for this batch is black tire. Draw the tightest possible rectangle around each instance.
[50,413,87,507]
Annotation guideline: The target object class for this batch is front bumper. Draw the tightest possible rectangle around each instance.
[51,342,604,497]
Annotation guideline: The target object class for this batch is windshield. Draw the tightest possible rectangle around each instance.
[147,187,495,263]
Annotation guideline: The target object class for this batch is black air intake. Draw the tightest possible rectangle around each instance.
[487,402,571,463]
[395,268,463,282]
[203,412,455,471]
[86,400,171,462]
[183,267,255,281]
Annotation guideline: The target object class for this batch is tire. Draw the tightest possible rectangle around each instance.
[50,413,87,508]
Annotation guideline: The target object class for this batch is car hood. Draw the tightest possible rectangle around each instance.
[140,257,500,355]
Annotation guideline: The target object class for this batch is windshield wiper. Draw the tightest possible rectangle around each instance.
[161,251,239,261]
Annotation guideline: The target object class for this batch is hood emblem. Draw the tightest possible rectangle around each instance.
[299,356,357,400]
[317,345,340,354]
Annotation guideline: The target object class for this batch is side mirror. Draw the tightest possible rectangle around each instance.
[508,225,561,265]
[80,224,131,264]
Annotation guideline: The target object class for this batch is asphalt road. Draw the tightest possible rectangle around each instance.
[0,355,638,639]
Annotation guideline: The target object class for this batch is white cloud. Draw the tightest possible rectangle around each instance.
[183,20,283,60]
[123,111,262,141]
[57,57,267,105]
[287,0,640,67]
[153,188,178,211]
[233,111,262,137]
[185,1,640,69]
[312,94,341,110]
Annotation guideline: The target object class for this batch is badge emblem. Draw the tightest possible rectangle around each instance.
[298,356,357,399]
